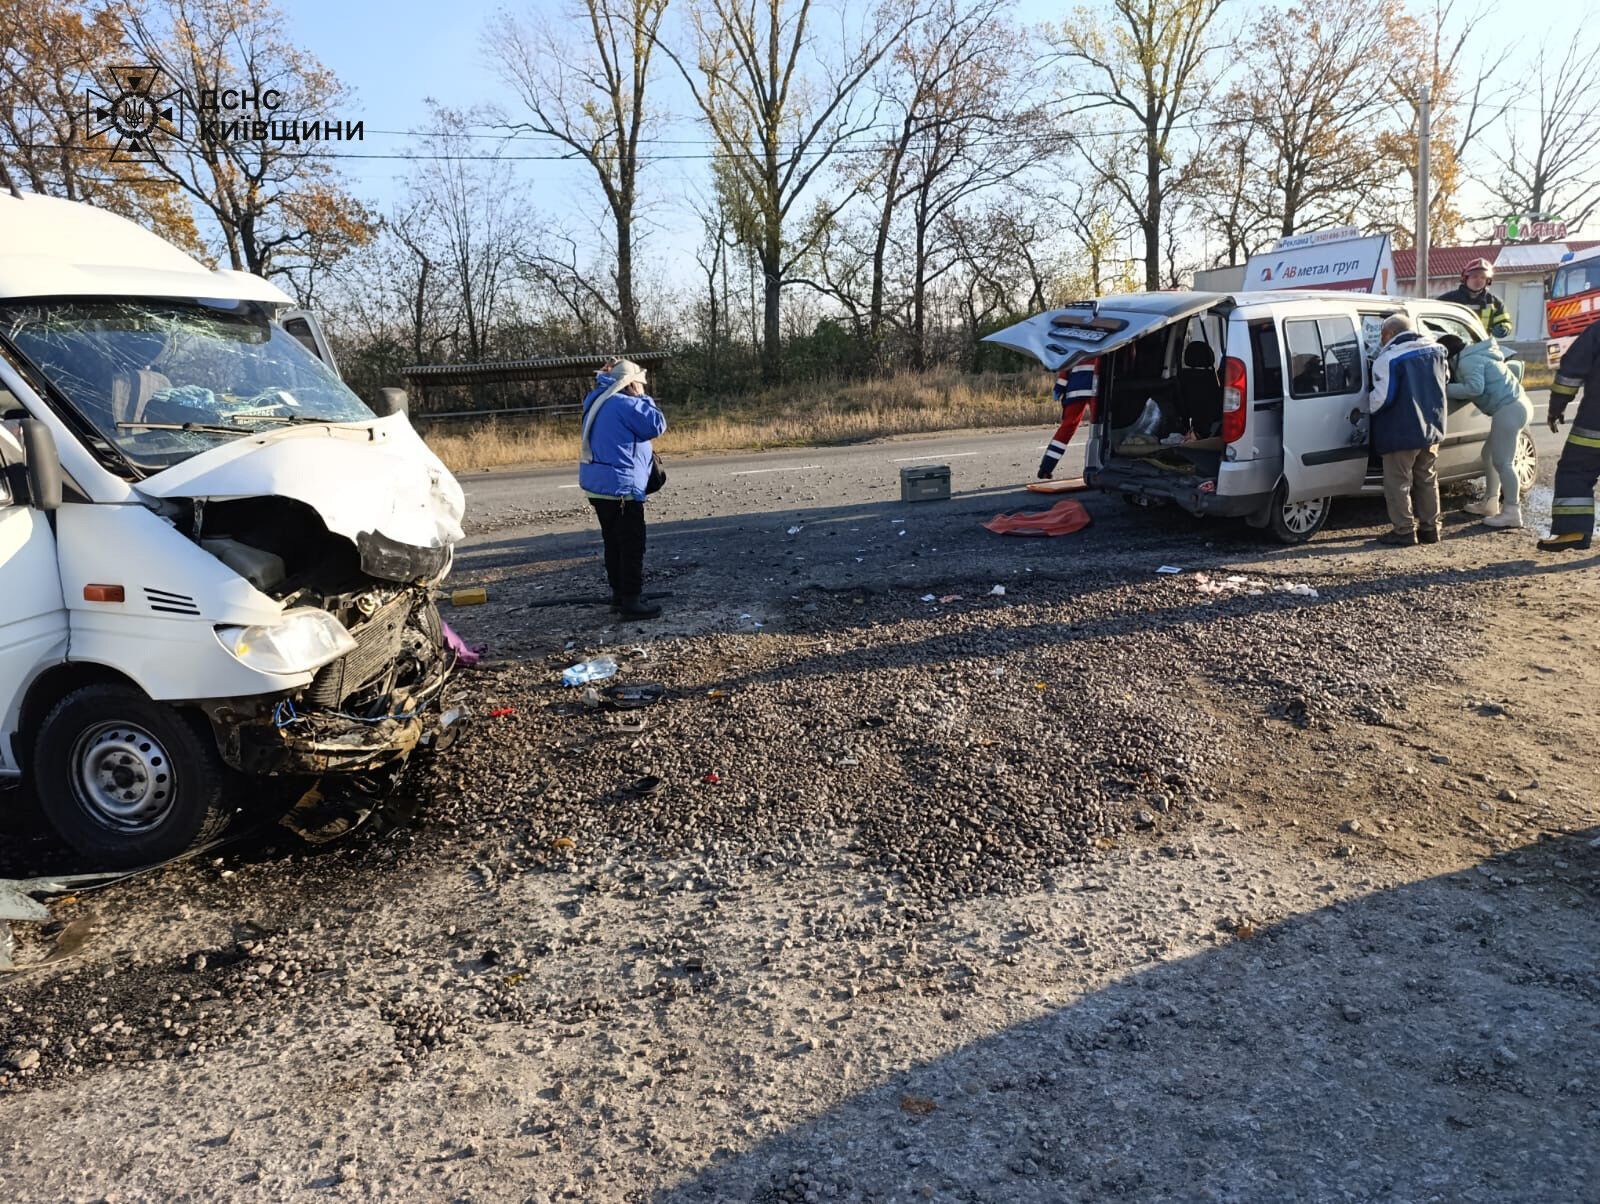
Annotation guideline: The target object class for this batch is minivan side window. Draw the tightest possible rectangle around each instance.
[1421,313,1479,345]
[1248,320,1283,400]
[1284,316,1361,398]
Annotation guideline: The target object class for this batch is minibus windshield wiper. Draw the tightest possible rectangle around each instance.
[116,420,261,436]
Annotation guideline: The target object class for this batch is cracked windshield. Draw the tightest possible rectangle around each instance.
[0,299,373,470]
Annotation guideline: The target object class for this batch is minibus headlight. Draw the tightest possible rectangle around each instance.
[216,608,359,675]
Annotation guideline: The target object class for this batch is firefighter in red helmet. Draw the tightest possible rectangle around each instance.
[1437,258,1513,338]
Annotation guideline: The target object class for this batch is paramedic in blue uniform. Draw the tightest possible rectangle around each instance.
[1540,320,1600,552]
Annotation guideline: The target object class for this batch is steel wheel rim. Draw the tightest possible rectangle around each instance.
[70,721,176,832]
[1282,498,1325,535]
[1514,431,1537,492]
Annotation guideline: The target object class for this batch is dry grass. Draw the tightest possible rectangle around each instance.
[1521,363,1554,391]
[423,370,1047,472]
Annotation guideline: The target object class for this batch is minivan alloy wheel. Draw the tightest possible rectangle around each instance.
[71,720,176,832]
[1514,429,1538,496]
[1281,498,1326,535]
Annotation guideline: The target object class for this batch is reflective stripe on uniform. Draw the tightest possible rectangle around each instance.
[1567,426,1600,449]
[1551,497,1596,514]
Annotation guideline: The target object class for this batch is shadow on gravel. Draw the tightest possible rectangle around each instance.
[660,831,1600,1204]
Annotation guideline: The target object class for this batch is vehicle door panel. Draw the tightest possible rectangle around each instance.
[1280,314,1370,502]
[0,432,69,771]
[983,296,1219,373]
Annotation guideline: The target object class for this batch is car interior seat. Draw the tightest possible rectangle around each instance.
[110,369,174,426]
[1179,342,1223,437]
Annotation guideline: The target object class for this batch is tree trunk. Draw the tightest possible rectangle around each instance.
[615,207,640,351]
[1144,125,1162,292]
[760,235,782,384]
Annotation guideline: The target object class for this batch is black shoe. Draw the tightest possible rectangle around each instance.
[1378,529,1417,547]
[1537,533,1591,553]
[1418,526,1440,544]
[616,595,662,619]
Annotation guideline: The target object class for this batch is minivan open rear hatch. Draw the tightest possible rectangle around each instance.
[983,293,1225,372]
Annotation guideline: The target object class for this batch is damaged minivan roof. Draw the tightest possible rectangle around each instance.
[0,192,294,306]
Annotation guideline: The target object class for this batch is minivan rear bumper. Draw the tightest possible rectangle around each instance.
[1086,460,1272,518]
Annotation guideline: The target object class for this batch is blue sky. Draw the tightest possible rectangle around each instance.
[276,0,1586,276]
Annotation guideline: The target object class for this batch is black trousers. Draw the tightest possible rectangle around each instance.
[589,498,647,598]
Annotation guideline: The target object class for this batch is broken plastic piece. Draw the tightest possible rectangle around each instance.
[600,682,665,710]
[561,655,618,686]
[487,706,516,718]
[989,585,1006,596]
[702,771,721,784]
[1156,565,1182,574]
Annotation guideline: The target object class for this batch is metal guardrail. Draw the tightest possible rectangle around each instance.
[400,350,671,390]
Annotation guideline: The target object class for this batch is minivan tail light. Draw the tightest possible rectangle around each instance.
[1221,356,1248,444]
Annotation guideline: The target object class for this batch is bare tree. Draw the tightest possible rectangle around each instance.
[1231,0,1396,239]
[1378,0,1514,245]
[662,0,922,381]
[1055,0,1228,291]
[1489,33,1600,229]
[123,0,375,281]
[490,0,668,351]
[868,0,1048,368]
[408,108,528,362]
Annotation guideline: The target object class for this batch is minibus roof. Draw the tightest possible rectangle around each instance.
[0,192,294,306]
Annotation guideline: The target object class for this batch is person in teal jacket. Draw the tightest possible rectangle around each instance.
[1439,335,1534,529]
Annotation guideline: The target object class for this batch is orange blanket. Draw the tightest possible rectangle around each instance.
[982,499,1093,537]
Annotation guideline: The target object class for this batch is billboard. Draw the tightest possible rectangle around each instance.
[1241,233,1396,295]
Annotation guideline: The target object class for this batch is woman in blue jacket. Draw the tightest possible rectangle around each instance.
[1440,335,1534,530]
[578,359,667,618]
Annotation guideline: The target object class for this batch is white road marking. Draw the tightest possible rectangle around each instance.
[890,451,981,462]
[557,484,580,489]
[729,464,821,476]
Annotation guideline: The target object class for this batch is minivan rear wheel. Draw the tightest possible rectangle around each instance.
[1268,486,1331,544]
[33,684,234,868]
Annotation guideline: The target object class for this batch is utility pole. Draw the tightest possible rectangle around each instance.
[1416,83,1431,298]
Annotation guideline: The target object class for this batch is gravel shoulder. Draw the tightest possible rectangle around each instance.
[1,436,1597,1203]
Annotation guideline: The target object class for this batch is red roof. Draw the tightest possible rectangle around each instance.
[1395,241,1600,282]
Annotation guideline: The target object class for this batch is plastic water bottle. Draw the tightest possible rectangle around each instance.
[561,655,618,687]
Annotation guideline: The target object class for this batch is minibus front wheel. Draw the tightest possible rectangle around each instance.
[33,684,235,868]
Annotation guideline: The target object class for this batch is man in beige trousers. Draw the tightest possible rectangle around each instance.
[1369,314,1450,546]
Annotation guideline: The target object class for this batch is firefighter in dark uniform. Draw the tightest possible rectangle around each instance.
[1540,320,1600,552]
[1437,258,1513,338]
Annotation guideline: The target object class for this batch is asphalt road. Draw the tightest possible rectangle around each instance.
[447,392,1564,638]
[458,392,1560,530]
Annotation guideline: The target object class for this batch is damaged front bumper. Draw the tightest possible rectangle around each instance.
[201,687,467,776]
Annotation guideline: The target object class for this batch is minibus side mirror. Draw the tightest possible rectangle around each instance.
[372,387,409,418]
[20,419,62,511]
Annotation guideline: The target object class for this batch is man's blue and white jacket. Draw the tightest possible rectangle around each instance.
[1368,331,1449,455]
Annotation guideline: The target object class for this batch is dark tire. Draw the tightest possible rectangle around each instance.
[33,684,234,868]
[1267,485,1331,545]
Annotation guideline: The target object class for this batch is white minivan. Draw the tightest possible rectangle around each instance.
[0,193,466,866]
[986,290,1539,543]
